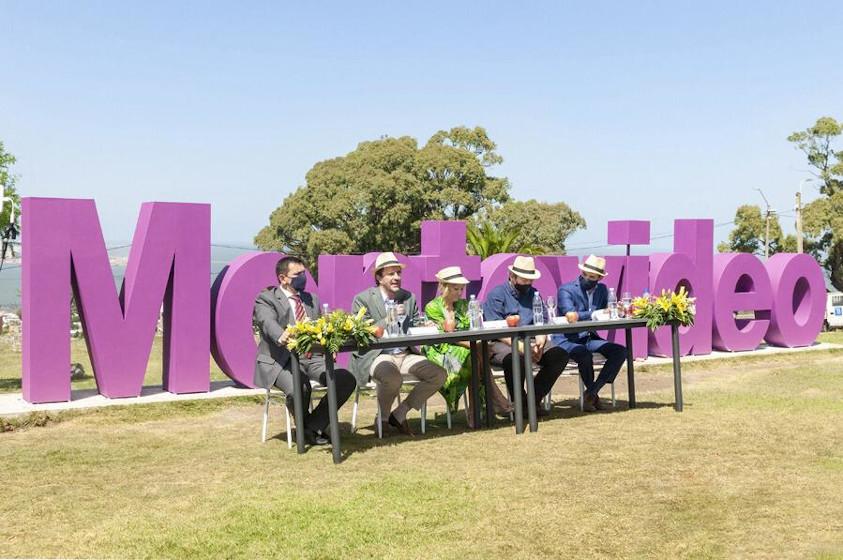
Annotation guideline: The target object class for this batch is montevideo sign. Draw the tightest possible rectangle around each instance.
[21,197,826,404]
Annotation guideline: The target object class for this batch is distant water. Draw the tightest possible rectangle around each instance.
[0,243,257,310]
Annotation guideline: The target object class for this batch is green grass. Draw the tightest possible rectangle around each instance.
[2,349,842,558]
[0,337,232,393]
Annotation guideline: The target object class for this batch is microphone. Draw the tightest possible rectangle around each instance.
[394,288,411,303]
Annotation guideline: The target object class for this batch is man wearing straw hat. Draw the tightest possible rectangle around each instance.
[349,252,446,436]
[555,254,628,412]
[482,255,569,417]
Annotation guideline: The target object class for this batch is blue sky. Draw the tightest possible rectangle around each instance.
[2,1,841,253]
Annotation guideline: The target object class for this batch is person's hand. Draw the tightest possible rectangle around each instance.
[565,311,578,323]
[277,330,291,346]
[530,342,543,362]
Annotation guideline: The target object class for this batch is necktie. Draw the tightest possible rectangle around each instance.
[290,295,307,323]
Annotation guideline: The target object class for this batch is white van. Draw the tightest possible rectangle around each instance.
[826,292,843,330]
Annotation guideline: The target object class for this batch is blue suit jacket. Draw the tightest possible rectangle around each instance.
[554,279,608,349]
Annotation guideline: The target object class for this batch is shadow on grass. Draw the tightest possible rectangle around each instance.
[267,396,677,462]
[0,377,22,391]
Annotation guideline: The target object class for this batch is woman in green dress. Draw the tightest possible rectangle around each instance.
[424,266,513,426]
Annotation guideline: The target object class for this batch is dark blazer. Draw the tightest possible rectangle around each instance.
[556,279,608,348]
[348,286,419,386]
[253,287,320,390]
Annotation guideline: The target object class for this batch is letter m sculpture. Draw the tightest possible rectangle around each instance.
[22,198,210,403]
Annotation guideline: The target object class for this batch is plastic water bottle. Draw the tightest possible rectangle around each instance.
[608,288,618,320]
[468,294,480,330]
[321,303,330,317]
[533,290,544,325]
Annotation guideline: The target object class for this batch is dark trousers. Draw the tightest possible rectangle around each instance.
[568,338,627,396]
[501,346,569,407]
[275,355,356,434]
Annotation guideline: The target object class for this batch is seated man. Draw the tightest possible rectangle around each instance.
[253,256,357,445]
[482,256,569,417]
[349,252,446,436]
[555,255,628,412]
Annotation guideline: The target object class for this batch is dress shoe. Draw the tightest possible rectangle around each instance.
[303,429,330,446]
[388,413,415,436]
[535,405,550,418]
[582,392,598,413]
[593,395,606,411]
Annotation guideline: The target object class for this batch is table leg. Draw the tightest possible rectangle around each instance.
[624,328,636,409]
[481,340,495,428]
[325,353,342,464]
[522,334,537,433]
[291,353,306,454]
[511,336,524,435]
[469,341,481,429]
[671,323,683,412]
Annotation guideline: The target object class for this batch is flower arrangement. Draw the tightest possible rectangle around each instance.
[285,307,377,355]
[632,286,696,331]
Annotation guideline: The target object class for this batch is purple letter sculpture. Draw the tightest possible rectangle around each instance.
[712,253,772,351]
[764,253,826,347]
[22,198,210,402]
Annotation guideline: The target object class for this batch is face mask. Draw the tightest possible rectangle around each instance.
[513,282,531,295]
[290,274,307,292]
[580,276,598,291]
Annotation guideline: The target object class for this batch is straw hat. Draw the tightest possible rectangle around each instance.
[373,252,406,275]
[435,266,470,285]
[507,256,541,280]
[578,254,607,277]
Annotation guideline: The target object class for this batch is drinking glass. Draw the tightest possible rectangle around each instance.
[546,296,557,321]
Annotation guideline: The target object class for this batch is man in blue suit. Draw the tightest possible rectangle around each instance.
[554,255,627,412]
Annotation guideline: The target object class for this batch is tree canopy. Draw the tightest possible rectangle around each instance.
[255,126,584,268]
[788,116,843,289]
[717,204,795,256]
[0,141,20,228]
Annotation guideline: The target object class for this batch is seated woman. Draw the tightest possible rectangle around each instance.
[424,266,513,426]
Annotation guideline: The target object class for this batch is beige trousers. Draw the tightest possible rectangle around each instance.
[370,352,446,417]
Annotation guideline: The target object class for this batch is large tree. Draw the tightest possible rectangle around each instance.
[255,127,514,267]
[486,199,585,255]
[717,204,795,256]
[788,116,843,289]
[0,141,20,229]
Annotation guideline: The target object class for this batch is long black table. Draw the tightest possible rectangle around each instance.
[290,318,685,464]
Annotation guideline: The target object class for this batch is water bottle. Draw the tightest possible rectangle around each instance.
[321,303,330,317]
[608,288,618,320]
[468,294,479,330]
[532,290,544,325]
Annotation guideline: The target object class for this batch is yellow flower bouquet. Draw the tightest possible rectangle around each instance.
[632,286,696,331]
[285,307,378,355]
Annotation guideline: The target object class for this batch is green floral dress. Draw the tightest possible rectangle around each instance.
[423,297,473,411]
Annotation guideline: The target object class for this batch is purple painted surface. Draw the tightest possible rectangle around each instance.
[764,253,826,347]
[712,253,772,351]
[648,220,714,357]
[22,198,210,402]
[607,220,651,245]
[211,252,285,387]
[21,200,827,403]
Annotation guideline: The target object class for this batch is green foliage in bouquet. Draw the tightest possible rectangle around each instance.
[285,307,377,355]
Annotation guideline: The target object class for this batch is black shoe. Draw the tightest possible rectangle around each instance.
[536,406,550,418]
[388,413,415,436]
[303,429,329,446]
[582,392,598,413]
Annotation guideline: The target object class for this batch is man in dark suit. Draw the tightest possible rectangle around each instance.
[253,256,356,445]
[349,252,446,436]
[555,255,628,412]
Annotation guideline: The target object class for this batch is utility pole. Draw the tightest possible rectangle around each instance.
[795,178,814,254]
[755,188,775,259]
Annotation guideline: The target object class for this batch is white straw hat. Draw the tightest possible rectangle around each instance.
[507,256,541,280]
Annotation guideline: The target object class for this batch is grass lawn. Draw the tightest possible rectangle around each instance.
[2,346,842,558]
[0,337,232,393]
